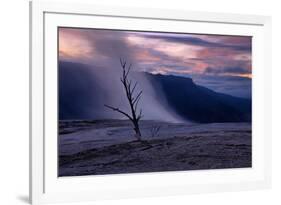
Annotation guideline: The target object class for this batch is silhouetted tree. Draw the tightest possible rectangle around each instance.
[105,59,143,141]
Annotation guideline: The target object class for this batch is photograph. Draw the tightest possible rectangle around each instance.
[58,27,252,177]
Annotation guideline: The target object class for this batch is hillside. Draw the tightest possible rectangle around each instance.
[59,61,251,123]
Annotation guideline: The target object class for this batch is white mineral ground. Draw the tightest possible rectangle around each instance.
[58,120,251,176]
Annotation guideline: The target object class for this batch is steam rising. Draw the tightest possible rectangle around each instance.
[86,63,184,123]
[59,28,185,122]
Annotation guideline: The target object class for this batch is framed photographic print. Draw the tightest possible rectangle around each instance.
[30,1,272,204]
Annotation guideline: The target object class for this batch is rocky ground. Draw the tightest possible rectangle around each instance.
[58,120,251,176]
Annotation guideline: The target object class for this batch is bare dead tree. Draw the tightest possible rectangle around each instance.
[104,59,143,141]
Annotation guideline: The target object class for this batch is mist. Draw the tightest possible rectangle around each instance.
[85,61,185,122]
[59,61,184,123]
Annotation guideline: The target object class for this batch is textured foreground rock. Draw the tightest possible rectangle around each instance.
[59,120,251,176]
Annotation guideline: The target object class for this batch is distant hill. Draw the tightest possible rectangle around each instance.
[145,73,251,123]
[59,61,251,123]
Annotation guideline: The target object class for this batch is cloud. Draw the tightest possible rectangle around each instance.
[58,28,252,98]
[138,33,252,51]
[204,66,250,75]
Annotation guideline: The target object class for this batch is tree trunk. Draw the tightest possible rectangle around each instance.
[133,123,142,141]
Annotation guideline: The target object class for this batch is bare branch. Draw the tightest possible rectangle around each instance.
[120,58,127,68]
[137,109,143,121]
[104,104,133,121]
[124,64,131,79]
[133,90,143,105]
[120,58,125,68]
[134,96,141,111]
[126,63,132,76]
[150,125,161,138]
[131,82,138,93]
[127,80,132,91]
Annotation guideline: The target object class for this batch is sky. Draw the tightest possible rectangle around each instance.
[59,27,252,99]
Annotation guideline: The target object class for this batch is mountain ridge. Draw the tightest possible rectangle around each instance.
[144,72,251,123]
[59,61,251,123]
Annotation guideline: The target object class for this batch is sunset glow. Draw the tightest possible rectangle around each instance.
[59,28,252,98]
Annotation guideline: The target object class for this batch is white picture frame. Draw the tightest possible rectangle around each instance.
[30,1,272,204]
